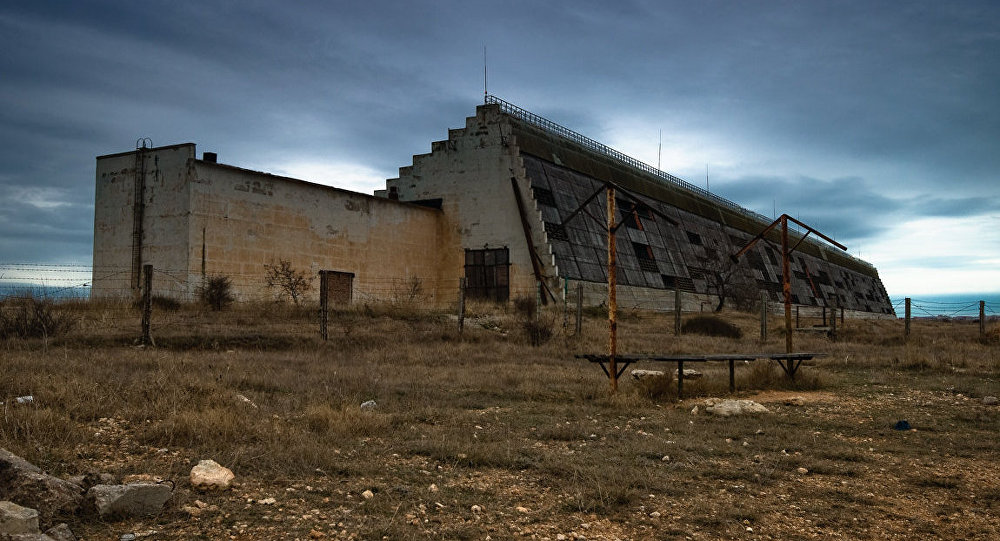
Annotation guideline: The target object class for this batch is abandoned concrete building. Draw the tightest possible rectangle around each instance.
[92,96,894,316]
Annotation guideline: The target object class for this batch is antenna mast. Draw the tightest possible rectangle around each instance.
[483,45,488,102]
[657,129,662,171]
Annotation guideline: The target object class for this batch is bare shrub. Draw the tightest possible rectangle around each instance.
[196,275,235,311]
[633,371,676,400]
[682,315,743,339]
[512,295,536,318]
[522,315,555,346]
[265,259,312,304]
[0,295,75,339]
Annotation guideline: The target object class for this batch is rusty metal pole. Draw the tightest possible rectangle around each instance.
[575,283,583,336]
[607,186,618,392]
[781,216,793,354]
[760,292,768,341]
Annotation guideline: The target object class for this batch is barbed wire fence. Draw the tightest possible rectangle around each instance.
[2,263,997,345]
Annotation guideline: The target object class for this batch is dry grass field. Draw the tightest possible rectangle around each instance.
[1,298,998,540]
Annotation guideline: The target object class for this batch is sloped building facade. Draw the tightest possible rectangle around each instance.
[93,97,893,316]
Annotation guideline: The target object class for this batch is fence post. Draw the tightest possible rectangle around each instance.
[563,278,569,330]
[822,306,827,326]
[795,306,799,329]
[674,288,682,335]
[904,297,911,341]
[841,305,845,326]
[319,270,329,341]
[141,264,153,346]
[980,300,986,341]
[457,278,466,334]
[760,292,767,341]
[575,283,583,335]
[830,298,837,340]
[536,280,542,321]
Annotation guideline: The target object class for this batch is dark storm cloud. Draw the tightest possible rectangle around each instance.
[0,0,998,279]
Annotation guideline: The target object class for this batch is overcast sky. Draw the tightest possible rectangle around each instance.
[1,0,997,297]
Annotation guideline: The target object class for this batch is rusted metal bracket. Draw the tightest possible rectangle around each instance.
[510,177,556,304]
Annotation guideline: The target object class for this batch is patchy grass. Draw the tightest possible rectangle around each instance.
[0,302,997,539]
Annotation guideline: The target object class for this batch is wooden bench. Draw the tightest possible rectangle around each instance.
[576,352,822,398]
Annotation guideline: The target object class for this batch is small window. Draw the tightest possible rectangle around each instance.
[544,221,568,241]
[686,231,702,245]
[631,242,658,272]
[532,187,556,207]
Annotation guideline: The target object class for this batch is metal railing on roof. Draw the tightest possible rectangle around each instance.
[484,94,874,271]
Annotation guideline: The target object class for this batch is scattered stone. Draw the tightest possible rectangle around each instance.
[784,396,806,406]
[0,500,39,534]
[471,504,482,513]
[516,506,530,513]
[235,394,258,409]
[682,369,703,379]
[14,396,34,406]
[0,448,84,529]
[189,460,234,491]
[661,455,671,462]
[428,484,438,493]
[983,396,998,405]
[361,490,374,500]
[557,535,567,541]
[702,399,769,417]
[631,369,665,380]
[360,400,377,411]
[650,511,661,518]
[45,523,76,541]
[257,497,276,505]
[85,483,172,519]
[690,406,699,415]
[309,529,326,539]
[796,467,809,475]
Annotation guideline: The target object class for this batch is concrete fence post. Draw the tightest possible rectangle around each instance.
[904,297,911,341]
[319,270,329,341]
[457,278,466,334]
[980,300,986,341]
[760,292,768,341]
[575,283,583,336]
[141,264,153,346]
[674,288,682,336]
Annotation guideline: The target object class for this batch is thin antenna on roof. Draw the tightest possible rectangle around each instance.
[705,164,710,192]
[657,130,662,171]
[483,45,488,102]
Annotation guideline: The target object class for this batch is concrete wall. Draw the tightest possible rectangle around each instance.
[93,144,195,299]
[385,105,555,301]
[93,144,460,306]
[188,161,457,304]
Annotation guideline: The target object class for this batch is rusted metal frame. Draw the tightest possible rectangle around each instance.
[509,177,556,305]
[560,185,607,228]
[607,186,618,393]
[788,229,813,254]
[785,215,847,250]
[782,216,793,354]
[609,183,680,226]
[800,260,826,308]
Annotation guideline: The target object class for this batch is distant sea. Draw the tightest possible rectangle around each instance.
[0,282,90,300]
[889,293,1000,318]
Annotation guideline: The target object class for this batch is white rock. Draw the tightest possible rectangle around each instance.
[703,399,770,416]
[360,400,377,411]
[983,396,998,405]
[190,460,234,491]
[0,500,40,534]
[14,396,34,405]
[631,369,665,380]
[258,497,276,505]
[471,504,482,513]
[796,467,809,474]
[361,489,374,500]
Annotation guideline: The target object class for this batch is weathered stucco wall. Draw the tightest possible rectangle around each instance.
[93,144,459,306]
[385,105,558,302]
[188,161,457,304]
[93,144,195,298]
